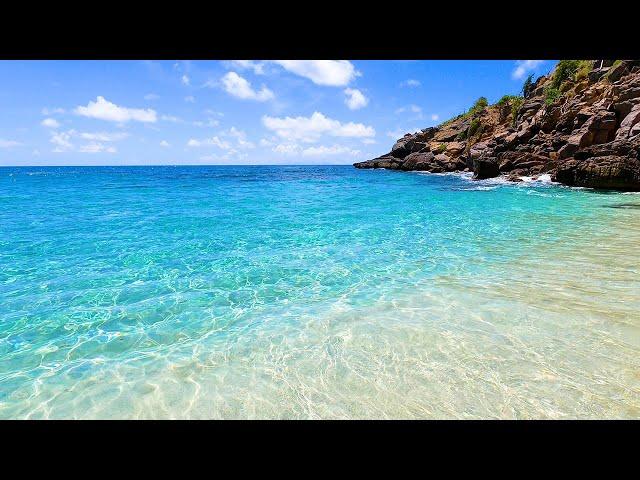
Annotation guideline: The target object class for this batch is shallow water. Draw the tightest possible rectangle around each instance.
[0,165,639,419]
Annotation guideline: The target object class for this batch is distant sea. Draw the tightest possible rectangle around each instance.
[1,165,639,419]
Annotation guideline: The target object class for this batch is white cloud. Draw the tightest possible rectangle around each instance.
[41,107,65,115]
[160,140,170,147]
[50,131,74,152]
[225,127,255,149]
[188,127,254,151]
[361,138,376,145]
[192,118,219,128]
[229,60,265,75]
[273,143,299,155]
[400,79,421,88]
[221,72,274,101]
[270,142,362,158]
[0,139,22,148]
[431,114,440,121]
[181,74,190,86]
[185,96,195,103]
[75,96,157,123]
[187,136,233,150]
[78,131,129,142]
[395,104,422,115]
[144,93,159,100]
[49,129,127,153]
[512,60,544,80]
[262,111,375,143]
[161,115,183,123]
[273,60,357,86]
[78,143,117,154]
[301,145,361,157]
[344,88,368,110]
[41,118,61,128]
[387,127,423,139]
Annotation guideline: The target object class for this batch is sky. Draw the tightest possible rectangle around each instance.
[0,60,556,166]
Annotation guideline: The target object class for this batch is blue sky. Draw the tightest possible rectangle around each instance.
[0,60,555,166]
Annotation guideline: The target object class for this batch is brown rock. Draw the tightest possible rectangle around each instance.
[607,61,629,82]
[473,157,500,179]
[401,152,436,171]
[554,156,640,190]
[446,141,466,156]
[616,103,640,140]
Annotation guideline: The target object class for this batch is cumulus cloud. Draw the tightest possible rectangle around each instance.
[187,127,254,151]
[344,88,368,110]
[395,104,422,115]
[262,111,375,143]
[181,74,190,86]
[301,145,361,157]
[78,143,117,154]
[41,107,65,115]
[387,127,423,139]
[78,131,129,142]
[512,60,544,80]
[228,60,265,75]
[0,139,22,148]
[431,114,440,121]
[273,60,358,86]
[225,127,255,149]
[160,140,170,147]
[49,129,127,153]
[270,142,362,158]
[41,118,60,128]
[50,131,75,152]
[400,79,421,88]
[273,143,300,155]
[75,96,157,123]
[187,137,232,149]
[192,118,220,128]
[221,72,274,101]
[161,114,183,123]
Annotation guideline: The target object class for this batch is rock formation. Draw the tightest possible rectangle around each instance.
[354,60,640,191]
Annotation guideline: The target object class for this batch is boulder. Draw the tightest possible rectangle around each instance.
[616,103,640,140]
[473,157,500,179]
[354,155,403,169]
[401,152,436,171]
[554,156,640,190]
[391,135,414,158]
[498,152,549,173]
[607,61,629,82]
[446,141,466,156]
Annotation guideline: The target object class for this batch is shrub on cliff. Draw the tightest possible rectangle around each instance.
[521,74,535,97]
[551,60,592,88]
[544,85,561,105]
[468,119,482,137]
[510,97,524,125]
[469,96,488,116]
[439,96,489,128]
[495,95,524,126]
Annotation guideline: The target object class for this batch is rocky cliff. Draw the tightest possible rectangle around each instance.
[354,60,640,191]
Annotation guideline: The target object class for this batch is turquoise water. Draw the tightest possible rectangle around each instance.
[1,165,639,419]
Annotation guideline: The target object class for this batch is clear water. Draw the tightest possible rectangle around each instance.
[1,165,639,419]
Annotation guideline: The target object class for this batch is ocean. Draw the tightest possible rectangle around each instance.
[0,165,639,418]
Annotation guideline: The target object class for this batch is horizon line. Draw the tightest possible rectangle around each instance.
[0,163,358,167]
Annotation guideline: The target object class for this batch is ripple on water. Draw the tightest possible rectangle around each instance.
[0,166,639,419]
